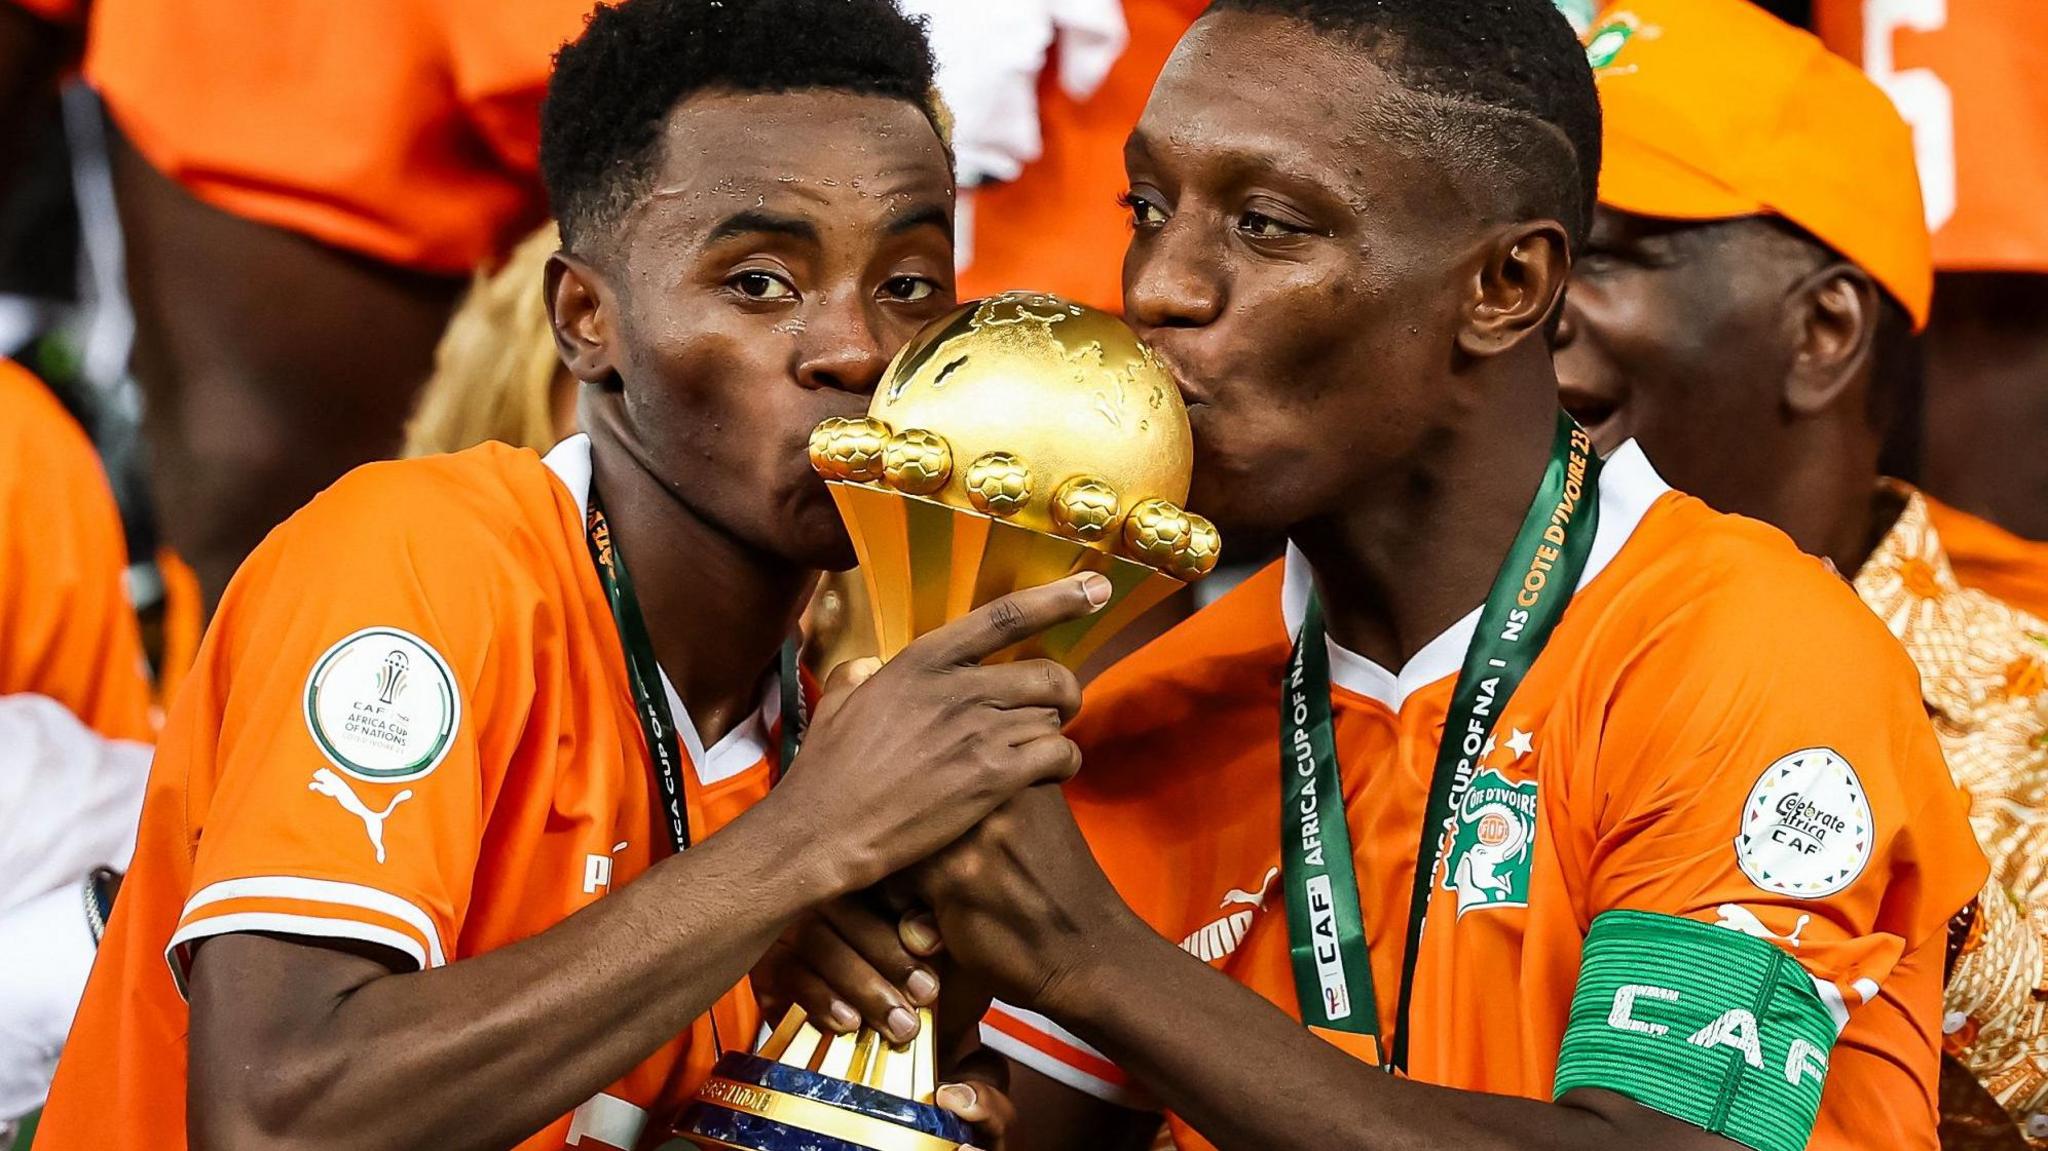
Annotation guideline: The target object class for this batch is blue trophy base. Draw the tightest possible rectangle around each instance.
[675,1052,970,1151]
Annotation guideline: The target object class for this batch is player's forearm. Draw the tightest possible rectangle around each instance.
[1055,924,1722,1151]
[1004,1063,1160,1151]
[190,802,840,1151]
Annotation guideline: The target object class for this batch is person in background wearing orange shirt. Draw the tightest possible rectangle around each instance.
[0,0,598,611]
[774,2,1983,1150]
[32,3,1102,1148]
[0,357,153,1140]
[1551,2,2048,1144]
[1812,0,2048,613]
[0,359,148,742]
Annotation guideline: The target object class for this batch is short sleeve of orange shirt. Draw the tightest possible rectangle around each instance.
[37,440,778,1151]
[157,458,554,981]
[0,359,150,742]
[1545,520,1985,1149]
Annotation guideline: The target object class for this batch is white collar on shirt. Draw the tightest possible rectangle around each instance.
[1279,438,1671,710]
[541,434,782,785]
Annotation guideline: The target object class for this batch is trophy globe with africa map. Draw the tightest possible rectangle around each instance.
[672,291,1220,1151]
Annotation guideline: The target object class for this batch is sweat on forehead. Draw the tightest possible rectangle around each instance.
[1200,0,1601,242]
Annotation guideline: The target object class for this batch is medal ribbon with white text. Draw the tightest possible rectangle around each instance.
[1280,411,1602,1073]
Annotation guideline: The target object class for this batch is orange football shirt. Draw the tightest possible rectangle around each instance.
[36,436,789,1151]
[985,442,1985,1151]
[79,0,594,275]
[1920,494,2048,621]
[0,358,150,742]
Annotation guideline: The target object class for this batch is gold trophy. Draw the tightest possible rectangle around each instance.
[674,291,1217,1151]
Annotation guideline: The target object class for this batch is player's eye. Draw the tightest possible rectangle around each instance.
[731,270,796,300]
[883,275,939,302]
[1118,191,1167,229]
[1237,210,1306,240]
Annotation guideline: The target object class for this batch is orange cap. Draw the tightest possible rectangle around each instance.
[1587,0,1933,328]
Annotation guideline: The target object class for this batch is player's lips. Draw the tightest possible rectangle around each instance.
[1143,345,1213,409]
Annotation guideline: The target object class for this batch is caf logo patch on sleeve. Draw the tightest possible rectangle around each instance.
[303,627,461,783]
[1734,748,1872,899]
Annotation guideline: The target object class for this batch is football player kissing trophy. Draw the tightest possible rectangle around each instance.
[673,291,1219,1150]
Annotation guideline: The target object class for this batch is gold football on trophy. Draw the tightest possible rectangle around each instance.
[881,428,953,495]
[809,415,891,483]
[1050,476,1121,542]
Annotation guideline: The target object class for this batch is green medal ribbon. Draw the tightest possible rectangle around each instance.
[1281,411,1602,1072]
[585,483,804,856]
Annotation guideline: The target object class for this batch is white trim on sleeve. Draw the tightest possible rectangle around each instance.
[981,1001,1152,1110]
[179,876,447,966]
[166,913,428,1000]
[165,876,451,1000]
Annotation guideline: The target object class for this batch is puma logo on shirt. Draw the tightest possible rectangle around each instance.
[309,767,413,863]
[1181,867,1281,964]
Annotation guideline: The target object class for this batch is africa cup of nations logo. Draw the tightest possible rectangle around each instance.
[1446,770,1539,915]
[303,627,460,784]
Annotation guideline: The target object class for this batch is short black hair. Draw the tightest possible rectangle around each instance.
[1204,0,1601,246]
[541,0,943,253]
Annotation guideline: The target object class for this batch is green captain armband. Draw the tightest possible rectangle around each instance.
[1554,910,1838,1151]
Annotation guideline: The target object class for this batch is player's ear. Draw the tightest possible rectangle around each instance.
[1458,219,1571,359]
[1783,262,1879,418]
[546,251,621,388]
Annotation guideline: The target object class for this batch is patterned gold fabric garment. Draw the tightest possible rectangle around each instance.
[1856,485,2048,1146]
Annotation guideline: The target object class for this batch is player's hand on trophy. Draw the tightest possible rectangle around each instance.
[753,782,1130,1045]
[754,889,942,1044]
[773,572,1107,897]
[937,1046,1017,1151]
[749,893,1016,1148]
[904,783,1141,1016]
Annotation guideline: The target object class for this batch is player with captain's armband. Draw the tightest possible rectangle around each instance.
[764,3,1986,1150]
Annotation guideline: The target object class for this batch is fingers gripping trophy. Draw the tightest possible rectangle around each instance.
[673,292,1219,1151]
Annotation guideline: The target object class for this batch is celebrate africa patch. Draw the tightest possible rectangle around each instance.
[303,627,461,783]
[1734,748,1871,899]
